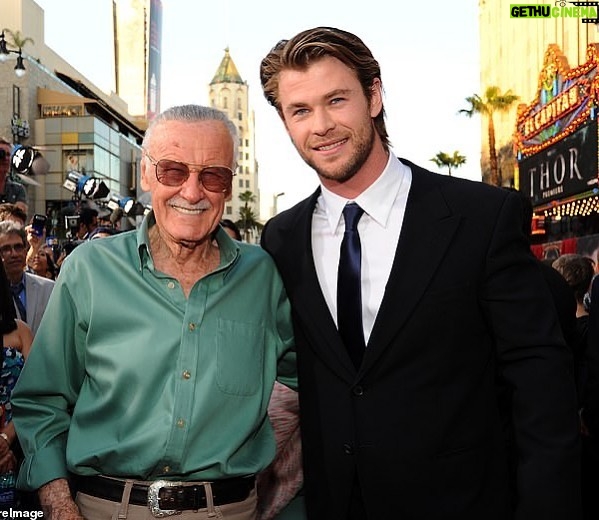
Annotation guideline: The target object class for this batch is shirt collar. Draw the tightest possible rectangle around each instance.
[11,277,25,292]
[11,272,25,287]
[319,151,406,233]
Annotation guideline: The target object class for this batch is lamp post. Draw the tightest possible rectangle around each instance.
[273,192,285,217]
[0,30,29,77]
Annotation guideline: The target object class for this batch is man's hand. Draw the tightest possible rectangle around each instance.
[0,448,16,473]
[39,479,84,520]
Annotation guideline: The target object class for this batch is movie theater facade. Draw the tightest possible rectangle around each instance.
[516,43,599,263]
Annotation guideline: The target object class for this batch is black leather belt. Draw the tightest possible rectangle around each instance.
[74,474,255,516]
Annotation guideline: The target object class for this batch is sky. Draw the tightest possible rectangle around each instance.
[33,0,481,218]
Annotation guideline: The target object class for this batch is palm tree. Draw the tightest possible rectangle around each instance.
[236,190,262,241]
[430,151,466,177]
[459,86,519,187]
[3,29,34,51]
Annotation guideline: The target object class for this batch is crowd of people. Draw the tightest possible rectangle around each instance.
[0,25,599,520]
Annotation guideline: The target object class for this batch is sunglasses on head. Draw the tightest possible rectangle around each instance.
[143,151,234,193]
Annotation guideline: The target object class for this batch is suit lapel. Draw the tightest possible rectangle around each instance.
[278,191,357,381]
[361,163,461,373]
[276,165,462,379]
[25,273,37,327]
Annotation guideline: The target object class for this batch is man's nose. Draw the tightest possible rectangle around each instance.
[179,169,207,200]
[312,108,335,135]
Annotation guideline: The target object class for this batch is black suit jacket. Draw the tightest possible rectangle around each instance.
[261,160,580,520]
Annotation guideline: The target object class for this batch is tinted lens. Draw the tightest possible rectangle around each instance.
[200,167,233,193]
[156,159,190,186]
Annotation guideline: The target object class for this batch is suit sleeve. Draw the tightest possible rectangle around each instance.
[481,193,580,520]
[583,276,599,433]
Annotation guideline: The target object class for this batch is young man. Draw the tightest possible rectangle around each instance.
[259,27,580,519]
[12,105,296,520]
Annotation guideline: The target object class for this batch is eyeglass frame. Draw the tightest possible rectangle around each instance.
[0,242,26,256]
[142,151,236,193]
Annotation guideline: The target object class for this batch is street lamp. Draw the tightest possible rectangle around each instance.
[0,31,27,77]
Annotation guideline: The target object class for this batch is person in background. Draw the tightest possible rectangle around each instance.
[23,218,57,281]
[552,254,594,399]
[11,104,296,520]
[221,219,242,241]
[86,226,119,241]
[0,222,54,336]
[25,249,57,281]
[257,382,304,520]
[0,204,26,227]
[259,26,580,519]
[0,259,32,482]
[0,139,27,215]
[75,207,98,240]
[553,254,599,520]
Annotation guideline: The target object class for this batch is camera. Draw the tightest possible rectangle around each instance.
[31,214,47,237]
[65,215,80,239]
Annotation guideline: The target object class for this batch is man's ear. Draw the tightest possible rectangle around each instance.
[369,78,383,118]
[140,159,151,191]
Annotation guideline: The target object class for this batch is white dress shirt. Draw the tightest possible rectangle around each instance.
[312,152,412,344]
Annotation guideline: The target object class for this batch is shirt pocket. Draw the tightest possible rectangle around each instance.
[216,318,265,396]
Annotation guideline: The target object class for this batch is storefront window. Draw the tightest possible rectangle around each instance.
[41,104,84,118]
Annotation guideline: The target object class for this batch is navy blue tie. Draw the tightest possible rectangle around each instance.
[10,283,26,323]
[337,203,365,368]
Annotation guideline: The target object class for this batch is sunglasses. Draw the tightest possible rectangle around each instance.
[144,152,234,193]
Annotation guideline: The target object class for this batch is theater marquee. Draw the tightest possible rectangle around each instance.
[515,43,599,211]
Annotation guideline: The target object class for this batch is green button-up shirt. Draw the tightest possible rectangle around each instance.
[12,214,296,490]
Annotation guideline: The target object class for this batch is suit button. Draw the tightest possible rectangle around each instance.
[352,385,364,396]
[343,443,354,455]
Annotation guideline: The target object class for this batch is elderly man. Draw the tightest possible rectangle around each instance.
[0,138,28,214]
[12,105,296,520]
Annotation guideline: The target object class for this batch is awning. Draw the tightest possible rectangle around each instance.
[37,87,96,106]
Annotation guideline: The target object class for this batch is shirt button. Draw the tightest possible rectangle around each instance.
[352,386,364,396]
[163,466,171,473]
[167,281,175,289]
[182,370,191,379]
[177,419,185,428]
[189,323,196,331]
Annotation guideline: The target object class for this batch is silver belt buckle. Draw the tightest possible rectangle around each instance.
[147,480,180,517]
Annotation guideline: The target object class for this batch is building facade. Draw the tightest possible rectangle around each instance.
[113,0,162,125]
[479,0,598,186]
[515,42,599,262]
[1,0,145,238]
[209,48,260,240]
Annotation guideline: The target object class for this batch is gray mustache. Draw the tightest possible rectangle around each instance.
[168,198,212,211]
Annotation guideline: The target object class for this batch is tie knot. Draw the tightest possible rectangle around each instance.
[342,203,364,232]
[10,284,23,297]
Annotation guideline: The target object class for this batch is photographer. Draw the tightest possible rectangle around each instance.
[75,207,98,240]
[0,138,28,214]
